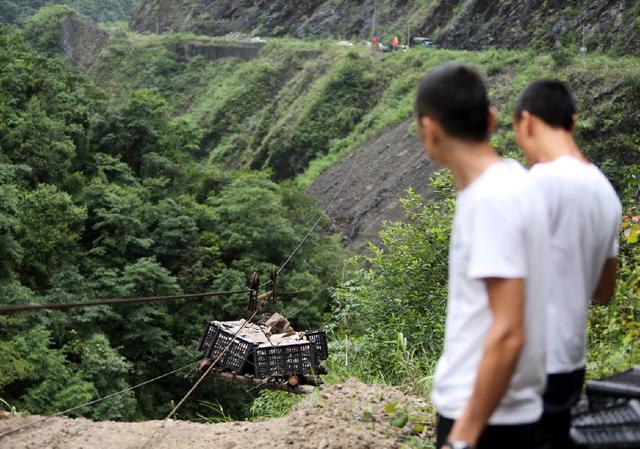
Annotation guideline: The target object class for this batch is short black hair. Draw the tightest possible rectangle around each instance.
[515,80,575,131]
[415,64,490,141]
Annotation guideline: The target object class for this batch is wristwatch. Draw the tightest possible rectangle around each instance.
[446,440,473,449]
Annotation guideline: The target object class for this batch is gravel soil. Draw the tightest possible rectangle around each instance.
[0,379,434,449]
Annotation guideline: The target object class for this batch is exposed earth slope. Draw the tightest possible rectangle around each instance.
[308,120,436,250]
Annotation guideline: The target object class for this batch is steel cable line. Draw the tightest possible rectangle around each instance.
[136,311,261,449]
[164,309,259,421]
[0,361,200,441]
[259,149,363,320]
[0,290,254,314]
[258,151,360,293]
[0,147,364,443]
[277,154,356,276]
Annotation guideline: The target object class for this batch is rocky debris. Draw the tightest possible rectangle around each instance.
[0,379,434,449]
[131,0,639,56]
[265,313,294,335]
[207,316,310,347]
[0,411,17,420]
[284,379,434,449]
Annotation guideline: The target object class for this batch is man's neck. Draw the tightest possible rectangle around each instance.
[533,130,586,164]
[445,141,502,191]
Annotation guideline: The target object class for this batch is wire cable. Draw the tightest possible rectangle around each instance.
[163,309,259,421]
[277,153,355,276]
[0,361,200,441]
[0,289,253,314]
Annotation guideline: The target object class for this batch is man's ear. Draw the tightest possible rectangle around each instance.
[519,111,534,137]
[420,116,438,145]
[488,107,498,134]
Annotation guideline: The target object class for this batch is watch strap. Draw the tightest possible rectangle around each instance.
[446,440,473,449]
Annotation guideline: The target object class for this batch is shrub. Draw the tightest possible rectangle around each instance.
[328,172,454,390]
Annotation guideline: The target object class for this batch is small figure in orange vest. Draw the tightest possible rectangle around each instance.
[371,36,379,50]
[391,36,399,51]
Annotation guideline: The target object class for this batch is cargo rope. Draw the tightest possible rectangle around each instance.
[0,361,200,441]
[0,290,253,314]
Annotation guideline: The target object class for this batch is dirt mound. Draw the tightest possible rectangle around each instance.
[308,120,436,250]
[0,379,433,449]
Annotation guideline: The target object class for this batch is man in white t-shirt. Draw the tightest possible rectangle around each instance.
[415,64,551,449]
[513,80,621,449]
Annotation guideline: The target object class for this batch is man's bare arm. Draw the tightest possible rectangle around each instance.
[592,258,618,306]
[446,278,525,447]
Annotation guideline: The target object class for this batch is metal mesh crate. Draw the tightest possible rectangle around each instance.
[255,342,317,378]
[305,330,328,361]
[571,400,640,448]
[587,367,640,411]
[207,328,255,374]
[198,322,219,354]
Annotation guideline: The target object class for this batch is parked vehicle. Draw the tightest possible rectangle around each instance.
[412,37,436,48]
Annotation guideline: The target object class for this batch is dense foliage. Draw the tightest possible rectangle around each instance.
[0,0,137,24]
[329,177,453,392]
[0,26,343,421]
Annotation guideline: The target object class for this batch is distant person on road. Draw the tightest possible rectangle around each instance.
[391,36,399,51]
[416,64,551,449]
[371,36,379,50]
[513,80,622,449]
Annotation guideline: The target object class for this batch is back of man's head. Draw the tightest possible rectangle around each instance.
[415,64,490,141]
[515,80,575,131]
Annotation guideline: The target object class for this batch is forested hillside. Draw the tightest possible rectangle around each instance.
[0,25,343,421]
[81,27,640,246]
[0,1,639,434]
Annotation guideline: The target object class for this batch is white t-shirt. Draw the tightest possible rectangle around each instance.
[530,156,621,374]
[432,159,550,425]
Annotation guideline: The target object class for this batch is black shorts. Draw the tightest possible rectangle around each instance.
[436,414,537,449]
[535,367,586,449]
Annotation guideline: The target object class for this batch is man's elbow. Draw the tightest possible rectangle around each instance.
[494,326,525,355]
[593,286,615,306]
[593,259,618,306]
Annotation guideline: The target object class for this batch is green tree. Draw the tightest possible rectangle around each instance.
[7,326,95,415]
[208,172,299,265]
[5,98,76,184]
[17,184,86,289]
[331,174,454,385]
[92,90,171,175]
[80,179,151,267]
[66,333,137,420]
[0,182,22,281]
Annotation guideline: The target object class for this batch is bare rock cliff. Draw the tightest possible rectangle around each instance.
[131,0,640,55]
